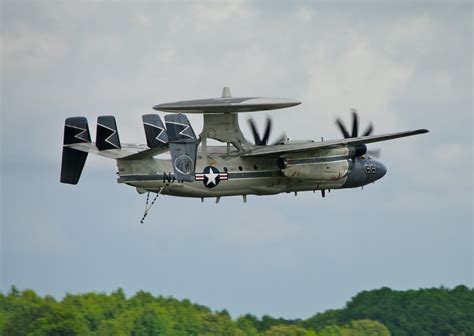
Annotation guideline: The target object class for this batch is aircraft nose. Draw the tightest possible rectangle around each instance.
[378,162,387,178]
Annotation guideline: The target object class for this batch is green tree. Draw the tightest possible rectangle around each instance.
[3,300,89,336]
[341,320,390,336]
[236,315,260,336]
[264,324,310,336]
[308,286,474,336]
[318,324,343,336]
[129,304,174,335]
[304,309,344,332]
[1,286,471,336]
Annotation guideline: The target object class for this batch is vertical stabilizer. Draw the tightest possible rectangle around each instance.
[96,116,121,150]
[60,117,91,184]
[142,114,169,149]
[164,114,198,181]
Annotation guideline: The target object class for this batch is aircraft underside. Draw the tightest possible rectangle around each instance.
[120,170,349,198]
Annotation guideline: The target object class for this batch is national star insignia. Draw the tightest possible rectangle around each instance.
[205,170,219,186]
[195,166,228,188]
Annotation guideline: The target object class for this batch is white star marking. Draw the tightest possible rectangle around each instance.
[205,170,219,186]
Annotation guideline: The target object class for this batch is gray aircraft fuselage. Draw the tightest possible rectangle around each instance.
[116,145,386,198]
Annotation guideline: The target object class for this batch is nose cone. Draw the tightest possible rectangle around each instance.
[378,162,387,178]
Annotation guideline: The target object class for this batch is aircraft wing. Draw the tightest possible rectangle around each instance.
[243,129,429,157]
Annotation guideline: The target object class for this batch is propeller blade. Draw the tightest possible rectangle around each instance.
[351,109,359,138]
[335,118,350,139]
[362,122,373,136]
[261,117,272,145]
[248,116,286,146]
[247,118,263,145]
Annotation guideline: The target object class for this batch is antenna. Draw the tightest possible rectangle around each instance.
[221,87,232,98]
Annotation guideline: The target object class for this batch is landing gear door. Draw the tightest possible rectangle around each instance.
[164,114,198,181]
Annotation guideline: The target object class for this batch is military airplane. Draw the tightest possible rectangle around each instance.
[60,87,428,222]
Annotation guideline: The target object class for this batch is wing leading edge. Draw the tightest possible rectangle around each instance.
[243,129,429,157]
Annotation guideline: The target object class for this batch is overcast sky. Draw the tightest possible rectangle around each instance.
[1,1,472,318]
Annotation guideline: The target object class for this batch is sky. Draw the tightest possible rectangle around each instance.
[1,1,473,319]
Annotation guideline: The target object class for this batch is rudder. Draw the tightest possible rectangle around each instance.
[142,114,169,149]
[164,114,198,181]
[96,116,121,150]
[60,117,91,184]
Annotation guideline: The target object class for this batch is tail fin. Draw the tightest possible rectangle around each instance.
[96,116,121,150]
[60,117,91,184]
[164,114,198,181]
[142,114,169,149]
[165,114,197,142]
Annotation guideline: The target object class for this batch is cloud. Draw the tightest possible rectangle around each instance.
[1,1,472,317]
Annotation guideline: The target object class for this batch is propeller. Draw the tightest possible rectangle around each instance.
[335,109,373,139]
[335,109,381,158]
[248,117,286,146]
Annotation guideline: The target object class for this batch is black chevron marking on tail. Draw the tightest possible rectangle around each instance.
[143,123,167,143]
[64,117,91,145]
[96,116,121,150]
[142,114,169,149]
[164,114,196,142]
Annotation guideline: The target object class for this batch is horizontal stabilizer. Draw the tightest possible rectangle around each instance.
[142,114,169,149]
[97,116,121,150]
[120,146,170,160]
[61,117,91,184]
[67,142,148,159]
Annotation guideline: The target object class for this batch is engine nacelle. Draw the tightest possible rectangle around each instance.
[278,148,351,181]
[348,144,367,158]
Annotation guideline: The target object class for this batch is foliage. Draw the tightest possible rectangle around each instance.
[0,286,471,335]
[304,285,474,336]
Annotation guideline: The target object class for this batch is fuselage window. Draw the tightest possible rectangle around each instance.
[253,165,258,170]
[238,166,243,171]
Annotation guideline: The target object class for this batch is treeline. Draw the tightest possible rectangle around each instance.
[0,286,472,335]
[304,285,474,336]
